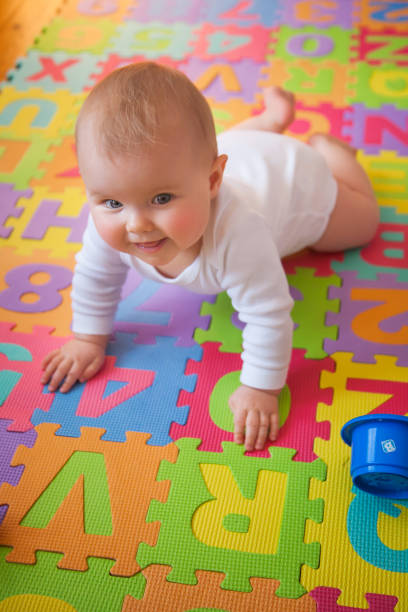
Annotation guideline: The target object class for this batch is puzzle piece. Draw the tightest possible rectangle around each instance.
[275,25,353,64]
[287,101,352,143]
[310,587,398,611]
[115,280,215,346]
[171,344,332,461]
[0,135,57,189]
[359,1,408,33]
[283,248,344,276]
[348,488,408,572]
[216,0,284,27]
[124,563,316,610]
[0,86,81,140]
[193,23,273,62]
[302,352,408,608]
[170,341,243,448]
[30,135,83,191]
[126,0,283,27]
[1,185,87,258]
[349,63,408,109]
[183,56,264,103]
[210,95,260,133]
[0,323,68,431]
[0,248,74,336]
[351,26,408,65]
[34,18,119,55]
[376,500,408,553]
[59,0,131,22]
[278,59,352,106]
[0,420,37,523]
[281,0,356,29]
[194,291,243,353]
[357,151,408,212]
[0,183,32,240]
[0,423,177,575]
[0,247,74,337]
[287,267,340,358]
[342,105,408,154]
[137,438,326,597]
[6,51,100,93]
[325,270,408,365]
[317,352,408,451]
[33,334,201,445]
[332,206,408,280]
[0,549,145,611]
[88,53,181,89]
[68,355,155,419]
[110,22,196,60]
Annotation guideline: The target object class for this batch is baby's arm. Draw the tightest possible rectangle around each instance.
[41,333,110,393]
[229,384,281,451]
[41,215,129,393]
[214,195,294,453]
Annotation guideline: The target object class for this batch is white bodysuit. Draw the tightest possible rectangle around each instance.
[72,130,337,390]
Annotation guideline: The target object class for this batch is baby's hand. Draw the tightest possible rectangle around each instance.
[228,384,280,452]
[41,335,108,393]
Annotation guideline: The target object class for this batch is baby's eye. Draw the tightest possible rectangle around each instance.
[153,193,172,206]
[104,199,123,209]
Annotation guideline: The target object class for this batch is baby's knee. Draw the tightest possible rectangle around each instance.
[313,184,379,253]
[363,192,380,242]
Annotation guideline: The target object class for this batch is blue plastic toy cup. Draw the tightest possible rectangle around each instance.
[341,414,408,498]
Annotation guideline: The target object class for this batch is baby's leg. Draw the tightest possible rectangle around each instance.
[230,86,295,134]
[310,133,380,252]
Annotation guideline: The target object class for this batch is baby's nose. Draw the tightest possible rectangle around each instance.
[126,208,154,233]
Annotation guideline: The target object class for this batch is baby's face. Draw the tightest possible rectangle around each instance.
[78,127,225,274]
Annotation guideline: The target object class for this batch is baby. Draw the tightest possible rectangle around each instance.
[41,62,379,451]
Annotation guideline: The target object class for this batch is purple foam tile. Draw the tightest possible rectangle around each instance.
[126,0,283,27]
[182,56,264,103]
[0,183,32,239]
[22,200,89,243]
[115,282,216,347]
[281,0,355,28]
[324,270,408,366]
[342,104,408,155]
[0,419,37,523]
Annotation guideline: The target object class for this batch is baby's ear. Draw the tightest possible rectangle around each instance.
[209,154,228,197]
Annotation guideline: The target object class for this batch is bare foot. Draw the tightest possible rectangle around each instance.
[229,86,296,134]
[261,86,296,133]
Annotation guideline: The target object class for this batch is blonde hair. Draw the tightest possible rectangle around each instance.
[76,62,218,162]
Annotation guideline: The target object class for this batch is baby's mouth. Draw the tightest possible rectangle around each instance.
[134,238,167,252]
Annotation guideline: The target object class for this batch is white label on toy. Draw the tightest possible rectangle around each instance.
[381,439,396,453]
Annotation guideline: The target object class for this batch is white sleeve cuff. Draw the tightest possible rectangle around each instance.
[240,361,288,391]
[72,314,114,336]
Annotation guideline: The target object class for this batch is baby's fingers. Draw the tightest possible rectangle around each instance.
[233,408,247,446]
[255,413,270,451]
[41,353,64,386]
[79,355,105,383]
[269,411,280,442]
[46,359,76,393]
[41,349,62,372]
[58,365,82,393]
[244,410,260,452]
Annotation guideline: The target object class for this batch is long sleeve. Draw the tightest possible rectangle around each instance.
[71,216,129,335]
[213,191,294,390]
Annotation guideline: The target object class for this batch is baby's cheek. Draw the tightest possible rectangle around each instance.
[92,213,119,247]
[171,209,207,240]
[171,214,194,233]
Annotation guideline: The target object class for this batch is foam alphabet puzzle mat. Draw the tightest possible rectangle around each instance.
[0,0,408,609]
